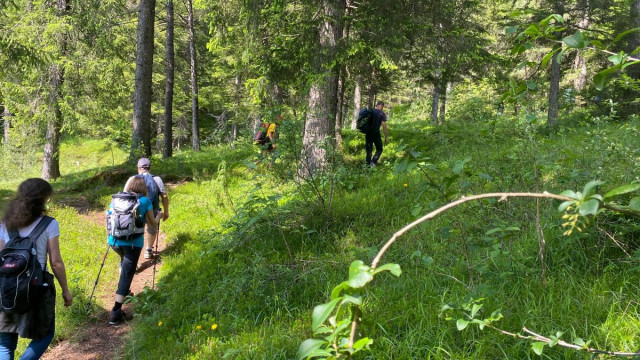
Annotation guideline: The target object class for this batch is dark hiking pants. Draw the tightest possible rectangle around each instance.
[365,131,383,165]
[112,245,142,296]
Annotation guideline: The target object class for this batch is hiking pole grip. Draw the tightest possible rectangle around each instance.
[85,243,111,313]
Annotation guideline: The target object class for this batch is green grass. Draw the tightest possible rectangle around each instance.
[3,107,640,359]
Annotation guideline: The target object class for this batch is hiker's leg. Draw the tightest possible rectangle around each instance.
[145,209,160,255]
[116,246,142,297]
[0,332,18,360]
[371,133,383,164]
[365,133,374,164]
[19,320,54,360]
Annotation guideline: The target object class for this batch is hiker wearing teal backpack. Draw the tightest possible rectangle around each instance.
[108,176,162,325]
[0,178,72,360]
[365,101,389,166]
[124,158,169,259]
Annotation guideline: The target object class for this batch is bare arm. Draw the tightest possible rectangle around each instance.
[47,236,72,306]
[146,209,163,228]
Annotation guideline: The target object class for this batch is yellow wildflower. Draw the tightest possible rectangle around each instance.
[196,325,202,330]
[158,321,163,326]
[403,183,408,187]
[211,324,218,330]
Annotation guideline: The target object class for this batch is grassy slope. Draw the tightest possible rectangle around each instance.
[127,114,640,359]
[2,113,640,359]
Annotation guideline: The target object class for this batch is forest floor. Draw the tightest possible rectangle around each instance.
[42,198,167,360]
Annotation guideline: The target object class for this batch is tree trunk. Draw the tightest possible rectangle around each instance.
[3,118,8,146]
[351,75,362,130]
[187,0,200,151]
[547,0,564,127]
[300,0,343,178]
[573,0,589,92]
[131,0,155,157]
[334,0,352,147]
[430,85,439,124]
[438,82,450,125]
[42,0,67,180]
[163,0,174,158]
[366,68,375,109]
[629,0,640,80]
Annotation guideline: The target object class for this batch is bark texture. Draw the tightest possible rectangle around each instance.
[163,0,174,158]
[187,0,200,151]
[42,0,67,180]
[547,0,564,127]
[573,0,589,92]
[300,0,343,177]
[132,0,155,157]
[351,76,362,130]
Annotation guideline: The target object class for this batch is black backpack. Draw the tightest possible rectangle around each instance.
[107,192,145,240]
[356,108,374,134]
[139,174,160,210]
[0,216,53,314]
[254,124,270,145]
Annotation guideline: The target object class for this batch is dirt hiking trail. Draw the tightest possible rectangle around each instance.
[42,199,167,360]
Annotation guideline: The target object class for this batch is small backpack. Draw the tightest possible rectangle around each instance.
[107,192,145,240]
[254,123,271,145]
[0,216,53,314]
[356,108,374,134]
[139,174,160,210]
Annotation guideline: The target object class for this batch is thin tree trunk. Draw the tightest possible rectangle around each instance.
[573,0,589,92]
[366,68,375,109]
[187,0,200,151]
[3,114,8,145]
[300,0,343,178]
[132,0,156,157]
[163,0,174,158]
[430,85,439,124]
[547,0,564,127]
[438,82,449,125]
[629,0,640,80]
[351,75,362,130]
[334,0,352,147]
[42,0,67,180]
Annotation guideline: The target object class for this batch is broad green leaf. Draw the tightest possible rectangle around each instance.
[541,48,559,67]
[526,80,537,90]
[297,339,330,360]
[594,67,618,90]
[629,197,640,211]
[532,342,546,355]
[622,60,640,69]
[346,261,373,288]
[582,180,604,197]
[343,294,362,305]
[560,190,577,199]
[471,303,482,318]
[574,338,585,346]
[558,200,576,212]
[562,31,585,48]
[441,304,455,312]
[557,48,567,64]
[312,298,341,332]
[456,319,469,330]
[608,52,627,65]
[614,28,640,42]
[330,282,348,299]
[352,337,373,351]
[373,263,402,277]
[604,184,640,199]
[579,199,600,216]
[505,26,519,35]
[486,227,502,235]
[523,24,541,36]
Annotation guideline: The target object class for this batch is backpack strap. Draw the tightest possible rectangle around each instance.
[5,216,54,249]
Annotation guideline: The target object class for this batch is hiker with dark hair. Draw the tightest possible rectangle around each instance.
[365,101,389,166]
[124,158,169,259]
[109,176,162,325]
[0,178,72,359]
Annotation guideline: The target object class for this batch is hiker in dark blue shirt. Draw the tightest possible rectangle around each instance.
[366,101,388,166]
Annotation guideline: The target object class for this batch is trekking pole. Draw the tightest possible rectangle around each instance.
[152,221,160,290]
[85,242,111,313]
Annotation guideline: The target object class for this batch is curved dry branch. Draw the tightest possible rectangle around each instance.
[371,192,572,269]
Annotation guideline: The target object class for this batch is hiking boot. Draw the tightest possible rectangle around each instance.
[109,309,128,325]
[144,248,154,259]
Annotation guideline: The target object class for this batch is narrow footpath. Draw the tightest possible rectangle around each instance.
[42,203,167,360]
